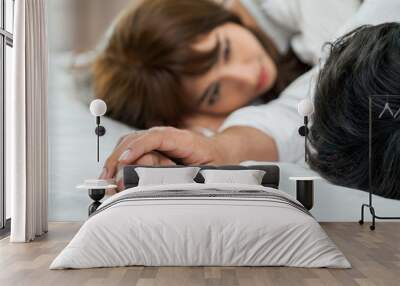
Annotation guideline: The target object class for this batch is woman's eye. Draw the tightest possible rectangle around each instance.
[223,38,231,62]
[207,85,220,106]
[207,93,219,106]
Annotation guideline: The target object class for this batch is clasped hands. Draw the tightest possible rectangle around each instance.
[99,127,228,190]
[99,126,278,192]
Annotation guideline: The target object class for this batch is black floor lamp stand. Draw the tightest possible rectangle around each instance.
[359,198,400,231]
[359,95,400,230]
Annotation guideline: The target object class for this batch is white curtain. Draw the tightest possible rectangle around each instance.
[7,0,48,242]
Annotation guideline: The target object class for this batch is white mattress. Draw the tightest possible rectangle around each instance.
[50,183,350,269]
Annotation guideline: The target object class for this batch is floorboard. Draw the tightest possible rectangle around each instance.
[0,222,399,286]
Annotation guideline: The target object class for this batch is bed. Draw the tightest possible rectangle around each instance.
[50,165,350,269]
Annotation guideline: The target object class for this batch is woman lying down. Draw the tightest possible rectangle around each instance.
[93,0,400,199]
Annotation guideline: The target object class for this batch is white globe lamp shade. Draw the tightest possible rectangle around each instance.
[90,99,107,117]
[297,98,314,117]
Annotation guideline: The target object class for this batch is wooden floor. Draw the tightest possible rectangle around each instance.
[0,222,399,286]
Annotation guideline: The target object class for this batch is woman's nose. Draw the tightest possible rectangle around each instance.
[221,63,258,89]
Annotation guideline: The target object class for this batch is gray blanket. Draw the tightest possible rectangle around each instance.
[91,189,311,217]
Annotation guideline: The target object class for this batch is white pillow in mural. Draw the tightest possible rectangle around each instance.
[200,169,266,185]
[136,167,200,186]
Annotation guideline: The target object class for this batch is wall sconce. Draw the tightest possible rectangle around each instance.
[297,98,314,163]
[89,99,107,162]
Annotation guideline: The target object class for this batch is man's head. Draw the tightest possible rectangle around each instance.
[309,23,400,199]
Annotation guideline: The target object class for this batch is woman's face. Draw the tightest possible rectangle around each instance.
[183,22,278,115]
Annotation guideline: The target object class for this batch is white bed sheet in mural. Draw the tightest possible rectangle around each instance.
[50,183,350,269]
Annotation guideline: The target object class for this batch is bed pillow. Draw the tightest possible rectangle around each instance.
[136,167,200,186]
[200,169,266,185]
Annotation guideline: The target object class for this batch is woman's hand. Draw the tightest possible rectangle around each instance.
[99,127,228,180]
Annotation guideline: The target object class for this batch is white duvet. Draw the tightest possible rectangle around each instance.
[50,183,350,269]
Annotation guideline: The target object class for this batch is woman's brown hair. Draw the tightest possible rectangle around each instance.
[93,0,310,129]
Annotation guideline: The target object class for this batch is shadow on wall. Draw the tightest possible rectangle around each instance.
[47,0,131,53]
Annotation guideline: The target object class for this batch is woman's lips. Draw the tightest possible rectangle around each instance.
[256,65,269,93]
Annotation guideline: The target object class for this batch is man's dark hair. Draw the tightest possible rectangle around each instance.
[309,23,400,199]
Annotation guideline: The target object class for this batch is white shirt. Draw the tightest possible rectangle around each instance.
[219,0,400,163]
[238,0,360,64]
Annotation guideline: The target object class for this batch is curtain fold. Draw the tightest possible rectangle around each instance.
[8,0,48,242]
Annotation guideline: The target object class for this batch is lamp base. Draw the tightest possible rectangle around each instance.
[296,180,314,211]
[95,125,106,136]
[88,188,105,216]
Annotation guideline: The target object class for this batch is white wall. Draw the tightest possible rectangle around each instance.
[47,0,134,220]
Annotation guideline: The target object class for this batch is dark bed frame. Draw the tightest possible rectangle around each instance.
[122,165,280,190]
[87,165,316,216]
